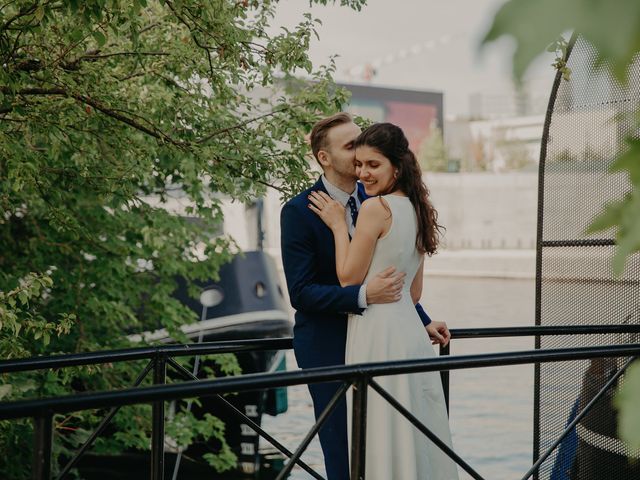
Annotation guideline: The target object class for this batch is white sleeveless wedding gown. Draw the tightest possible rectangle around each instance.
[346,195,459,480]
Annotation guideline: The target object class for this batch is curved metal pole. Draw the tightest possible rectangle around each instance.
[533,31,579,479]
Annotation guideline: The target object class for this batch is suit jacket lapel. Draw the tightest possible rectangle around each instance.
[357,181,368,202]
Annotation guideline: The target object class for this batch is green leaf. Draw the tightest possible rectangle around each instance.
[0,384,12,400]
[611,139,640,184]
[611,189,640,275]
[34,6,45,22]
[586,201,623,234]
[483,0,640,84]
[14,379,36,394]
[17,291,28,305]
[615,360,640,450]
[70,28,85,42]
[482,0,568,81]
[93,30,107,47]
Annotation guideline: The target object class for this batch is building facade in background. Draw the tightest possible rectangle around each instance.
[340,82,444,156]
[445,115,545,173]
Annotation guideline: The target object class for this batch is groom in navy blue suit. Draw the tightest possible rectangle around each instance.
[280,113,450,480]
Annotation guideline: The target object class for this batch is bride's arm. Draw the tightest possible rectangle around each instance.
[410,256,425,304]
[308,192,386,286]
[336,200,387,285]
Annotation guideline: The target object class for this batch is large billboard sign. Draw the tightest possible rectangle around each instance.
[340,83,444,155]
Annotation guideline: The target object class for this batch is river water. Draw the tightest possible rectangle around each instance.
[261,276,536,479]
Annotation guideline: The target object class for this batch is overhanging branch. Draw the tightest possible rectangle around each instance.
[0,86,184,146]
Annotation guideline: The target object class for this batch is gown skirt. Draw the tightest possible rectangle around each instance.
[345,195,459,480]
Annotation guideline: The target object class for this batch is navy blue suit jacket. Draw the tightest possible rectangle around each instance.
[280,176,431,370]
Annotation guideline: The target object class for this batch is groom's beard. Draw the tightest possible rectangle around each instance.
[333,166,358,183]
[329,169,358,191]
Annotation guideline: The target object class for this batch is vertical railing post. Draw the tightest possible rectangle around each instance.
[350,376,368,480]
[33,412,53,480]
[151,353,166,480]
[440,343,450,415]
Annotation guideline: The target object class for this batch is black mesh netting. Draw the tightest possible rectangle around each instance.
[535,35,640,480]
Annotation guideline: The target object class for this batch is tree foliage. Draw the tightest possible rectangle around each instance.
[417,122,448,172]
[484,0,640,455]
[0,0,364,476]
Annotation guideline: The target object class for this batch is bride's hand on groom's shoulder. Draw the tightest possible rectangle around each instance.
[426,320,451,347]
[308,191,346,231]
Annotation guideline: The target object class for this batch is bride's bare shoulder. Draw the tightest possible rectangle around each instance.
[360,196,391,219]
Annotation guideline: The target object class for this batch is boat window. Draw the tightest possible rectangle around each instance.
[255,281,267,298]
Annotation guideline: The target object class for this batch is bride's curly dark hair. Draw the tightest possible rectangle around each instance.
[354,122,443,255]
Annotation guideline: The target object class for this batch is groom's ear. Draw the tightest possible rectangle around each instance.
[316,149,330,169]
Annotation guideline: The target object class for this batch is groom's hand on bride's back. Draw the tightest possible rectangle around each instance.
[365,266,405,304]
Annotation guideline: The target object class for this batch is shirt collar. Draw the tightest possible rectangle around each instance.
[321,175,358,205]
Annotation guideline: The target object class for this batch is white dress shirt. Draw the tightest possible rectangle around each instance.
[321,175,368,308]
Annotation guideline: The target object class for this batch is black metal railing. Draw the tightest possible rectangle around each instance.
[0,338,311,480]
[1,325,639,480]
[437,324,640,411]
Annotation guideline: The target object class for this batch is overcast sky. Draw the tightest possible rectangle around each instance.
[271,0,557,117]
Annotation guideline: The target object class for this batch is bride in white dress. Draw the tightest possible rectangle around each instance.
[308,122,459,480]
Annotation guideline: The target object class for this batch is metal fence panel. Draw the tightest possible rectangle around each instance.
[535,34,640,480]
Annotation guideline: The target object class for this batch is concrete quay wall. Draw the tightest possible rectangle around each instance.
[425,172,538,251]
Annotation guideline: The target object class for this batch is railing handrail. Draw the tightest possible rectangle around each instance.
[2,324,639,374]
[0,337,293,374]
[2,342,639,420]
[449,324,640,339]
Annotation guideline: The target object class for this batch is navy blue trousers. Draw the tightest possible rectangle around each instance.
[308,381,350,480]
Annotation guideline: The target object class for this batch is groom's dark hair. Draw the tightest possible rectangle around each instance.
[310,112,353,162]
